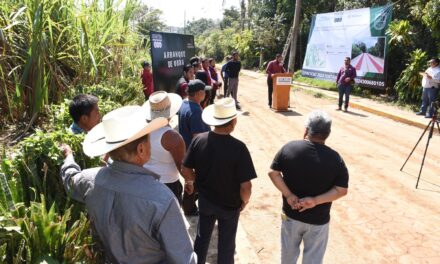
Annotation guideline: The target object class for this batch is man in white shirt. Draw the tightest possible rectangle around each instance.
[416,58,440,118]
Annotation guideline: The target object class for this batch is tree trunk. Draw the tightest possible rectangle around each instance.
[288,0,301,72]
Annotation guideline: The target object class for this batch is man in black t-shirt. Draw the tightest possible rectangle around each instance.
[269,110,348,264]
[224,51,242,109]
[182,98,257,264]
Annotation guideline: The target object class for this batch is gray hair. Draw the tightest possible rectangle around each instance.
[304,110,332,138]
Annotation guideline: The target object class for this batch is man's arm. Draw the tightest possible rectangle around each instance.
[297,186,348,212]
[158,200,197,264]
[268,170,299,209]
[162,130,185,172]
[266,61,273,75]
[240,181,252,211]
[336,68,341,83]
[181,165,196,194]
[60,144,87,202]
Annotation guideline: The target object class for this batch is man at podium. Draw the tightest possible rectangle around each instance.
[266,53,286,108]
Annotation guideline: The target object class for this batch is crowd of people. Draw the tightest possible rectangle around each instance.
[59,51,351,264]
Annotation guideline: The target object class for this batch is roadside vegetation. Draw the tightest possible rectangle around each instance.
[0,0,439,262]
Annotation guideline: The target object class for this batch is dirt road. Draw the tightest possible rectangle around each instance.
[228,70,440,263]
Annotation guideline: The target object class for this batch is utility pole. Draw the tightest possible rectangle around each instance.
[288,0,301,72]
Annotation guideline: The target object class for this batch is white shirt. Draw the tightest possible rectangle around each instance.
[422,65,440,88]
[144,126,181,183]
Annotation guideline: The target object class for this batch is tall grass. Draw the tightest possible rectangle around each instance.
[0,0,141,123]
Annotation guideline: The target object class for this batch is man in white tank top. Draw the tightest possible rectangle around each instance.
[143,91,185,204]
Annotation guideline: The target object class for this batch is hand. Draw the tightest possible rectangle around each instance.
[240,200,249,211]
[184,182,194,195]
[297,197,317,212]
[344,77,351,83]
[60,144,72,158]
[286,194,299,210]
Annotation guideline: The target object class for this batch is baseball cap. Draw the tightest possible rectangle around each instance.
[187,79,212,93]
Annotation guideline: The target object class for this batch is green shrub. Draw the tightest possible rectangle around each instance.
[1,130,100,210]
[395,49,427,103]
[0,196,93,263]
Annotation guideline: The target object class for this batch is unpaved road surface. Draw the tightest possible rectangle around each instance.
[227,70,440,263]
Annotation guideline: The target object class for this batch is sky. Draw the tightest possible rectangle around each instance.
[145,0,240,27]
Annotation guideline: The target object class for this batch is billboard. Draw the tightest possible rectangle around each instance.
[301,5,392,89]
[150,31,195,92]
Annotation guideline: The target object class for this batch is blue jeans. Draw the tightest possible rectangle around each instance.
[338,84,352,109]
[420,87,439,117]
[194,196,240,264]
[281,216,329,264]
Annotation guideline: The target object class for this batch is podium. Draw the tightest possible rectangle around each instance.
[272,73,292,111]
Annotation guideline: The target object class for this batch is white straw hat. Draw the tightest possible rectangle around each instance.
[202,98,239,126]
[142,91,182,121]
[83,105,168,157]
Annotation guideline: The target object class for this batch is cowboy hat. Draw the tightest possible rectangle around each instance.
[142,91,182,121]
[83,105,167,157]
[202,98,239,126]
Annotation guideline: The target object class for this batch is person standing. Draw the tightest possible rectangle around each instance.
[268,110,349,264]
[141,61,154,100]
[176,64,195,99]
[335,57,356,112]
[182,98,257,264]
[61,106,196,263]
[143,91,185,204]
[416,58,440,118]
[178,79,212,215]
[208,58,222,104]
[221,56,232,97]
[266,54,286,108]
[225,51,242,109]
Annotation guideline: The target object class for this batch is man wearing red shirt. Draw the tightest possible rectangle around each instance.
[141,61,154,100]
[266,54,286,108]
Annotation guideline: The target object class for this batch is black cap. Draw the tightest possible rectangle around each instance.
[187,79,212,93]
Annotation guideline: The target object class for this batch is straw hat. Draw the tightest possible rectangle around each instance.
[202,98,239,126]
[142,91,182,121]
[83,105,167,157]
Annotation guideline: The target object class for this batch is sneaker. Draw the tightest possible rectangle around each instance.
[344,107,348,112]
[336,107,342,111]
[236,104,241,110]
[416,111,425,116]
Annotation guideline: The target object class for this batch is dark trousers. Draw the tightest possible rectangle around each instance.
[165,180,183,205]
[338,84,352,109]
[267,77,273,106]
[183,190,198,215]
[420,87,439,117]
[223,77,229,96]
[194,196,240,264]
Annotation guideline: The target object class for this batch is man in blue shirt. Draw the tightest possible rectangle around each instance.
[178,79,212,215]
[68,94,101,134]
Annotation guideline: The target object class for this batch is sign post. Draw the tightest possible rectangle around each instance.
[272,73,293,112]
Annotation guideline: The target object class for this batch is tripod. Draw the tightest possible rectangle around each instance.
[400,110,440,188]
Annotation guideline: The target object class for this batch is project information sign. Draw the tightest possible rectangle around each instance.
[150,31,195,92]
[302,5,392,89]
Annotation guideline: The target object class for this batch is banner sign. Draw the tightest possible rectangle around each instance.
[302,5,392,89]
[276,76,292,85]
[150,31,195,92]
